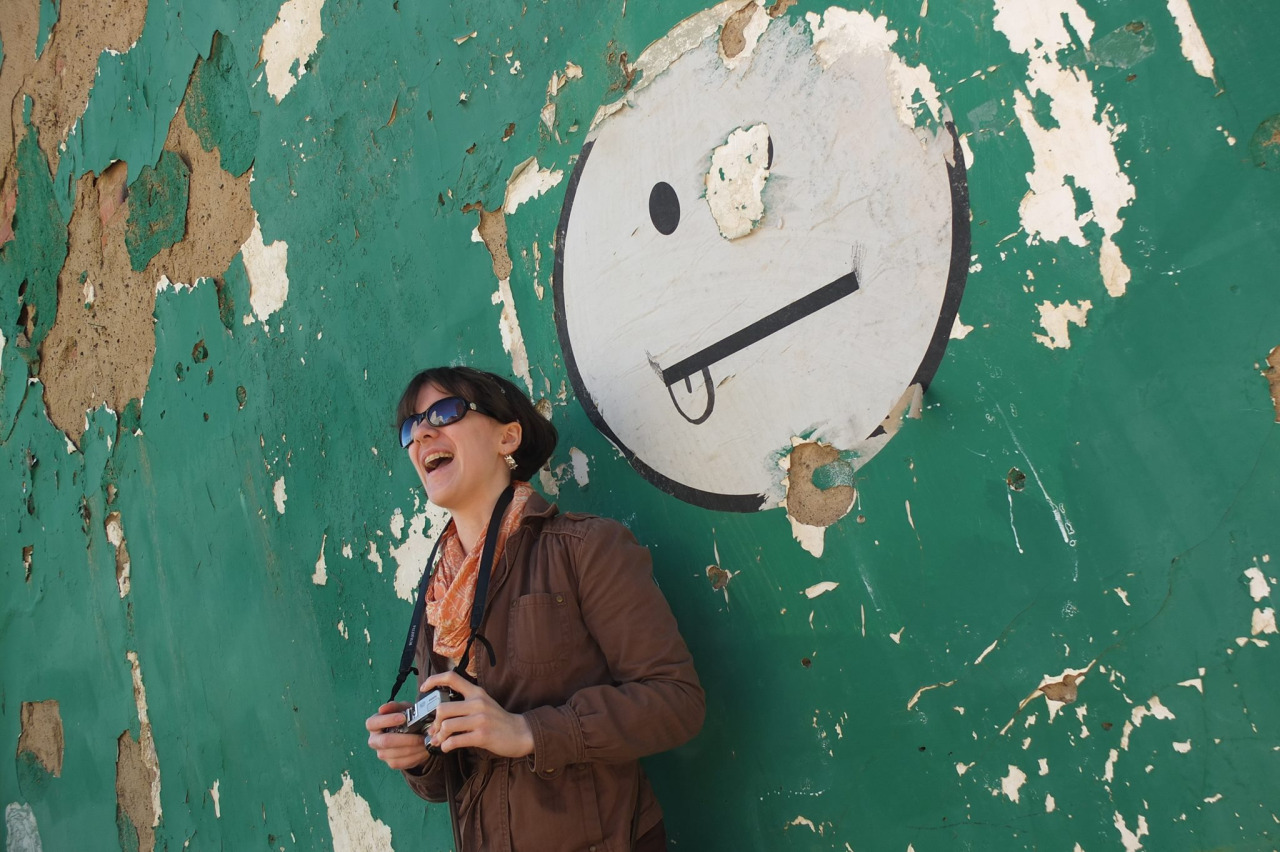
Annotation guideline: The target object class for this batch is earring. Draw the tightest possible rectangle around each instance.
[504,454,517,471]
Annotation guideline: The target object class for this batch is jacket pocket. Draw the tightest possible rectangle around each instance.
[507,592,570,676]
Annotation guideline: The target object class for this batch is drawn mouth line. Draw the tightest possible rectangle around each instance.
[659,269,861,424]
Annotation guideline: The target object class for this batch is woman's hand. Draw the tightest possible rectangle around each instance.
[423,671,535,758]
[365,702,432,770]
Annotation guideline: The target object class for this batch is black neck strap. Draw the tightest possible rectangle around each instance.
[388,483,516,701]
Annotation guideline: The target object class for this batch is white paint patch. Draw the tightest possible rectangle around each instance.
[705,123,771,240]
[491,278,533,393]
[806,8,943,130]
[1165,0,1216,80]
[805,581,839,599]
[1252,607,1277,635]
[126,651,163,828]
[391,503,450,602]
[950,315,974,340]
[367,542,383,573]
[389,508,405,539]
[342,542,353,559]
[1034,300,1092,349]
[262,0,327,102]
[1038,757,1049,776]
[993,1,1135,297]
[997,765,1027,803]
[1177,676,1203,693]
[1104,747,1119,782]
[1113,812,1149,852]
[1045,793,1056,813]
[323,773,394,852]
[4,802,42,852]
[106,512,131,598]
[1114,587,1130,606]
[889,626,905,644]
[313,534,328,585]
[906,680,956,710]
[337,620,348,639]
[1203,793,1222,803]
[154,274,197,294]
[788,815,817,832]
[273,477,287,514]
[503,158,564,216]
[1245,566,1272,602]
[1172,740,1192,753]
[788,517,826,558]
[0,328,6,367]
[955,761,974,776]
[569,447,590,488]
[211,779,221,818]
[242,211,291,322]
[974,638,1000,665]
[541,61,584,135]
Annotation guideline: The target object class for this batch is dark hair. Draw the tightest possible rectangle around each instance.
[395,366,558,481]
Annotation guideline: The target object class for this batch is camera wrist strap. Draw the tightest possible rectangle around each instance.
[388,483,515,701]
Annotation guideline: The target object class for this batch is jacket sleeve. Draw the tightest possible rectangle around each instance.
[400,649,448,801]
[522,519,705,776]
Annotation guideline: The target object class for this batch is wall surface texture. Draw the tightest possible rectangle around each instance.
[2,0,1278,849]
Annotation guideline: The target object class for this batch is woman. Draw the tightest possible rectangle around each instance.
[365,367,705,852]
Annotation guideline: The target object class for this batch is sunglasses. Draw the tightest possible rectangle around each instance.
[399,396,494,447]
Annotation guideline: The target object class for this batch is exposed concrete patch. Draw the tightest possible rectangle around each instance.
[17,700,63,776]
[705,123,770,240]
[242,208,291,323]
[467,203,512,280]
[1165,0,1216,81]
[105,511,131,597]
[785,442,856,528]
[766,0,797,18]
[4,802,43,852]
[323,772,394,852]
[1033,299,1092,350]
[38,83,254,442]
[1262,346,1280,422]
[0,0,148,185]
[719,1,768,69]
[1000,661,1095,734]
[261,0,328,103]
[117,651,161,852]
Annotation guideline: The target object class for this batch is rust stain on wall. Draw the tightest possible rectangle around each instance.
[17,700,64,776]
[0,0,149,190]
[786,441,855,527]
[39,75,254,442]
[1263,345,1280,422]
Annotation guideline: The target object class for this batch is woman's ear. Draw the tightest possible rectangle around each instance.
[498,421,523,457]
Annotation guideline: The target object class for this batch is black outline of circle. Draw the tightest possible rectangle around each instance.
[552,122,970,513]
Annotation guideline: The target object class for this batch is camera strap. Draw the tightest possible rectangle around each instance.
[388,483,515,701]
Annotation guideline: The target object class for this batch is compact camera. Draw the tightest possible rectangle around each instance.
[391,688,455,735]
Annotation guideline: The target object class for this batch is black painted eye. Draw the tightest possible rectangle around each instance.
[649,182,680,235]
[766,135,774,169]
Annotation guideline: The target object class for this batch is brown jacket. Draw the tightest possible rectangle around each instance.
[402,494,705,851]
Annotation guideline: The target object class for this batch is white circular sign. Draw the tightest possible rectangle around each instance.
[554,10,969,511]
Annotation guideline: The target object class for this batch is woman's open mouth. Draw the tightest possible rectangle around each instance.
[422,451,454,473]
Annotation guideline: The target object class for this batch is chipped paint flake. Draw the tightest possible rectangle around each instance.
[492,278,533,393]
[1045,793,1056,813]
[951,315,974,340]
[907,679,956,710]
[705,123,771,240]
[804,581,839,599]
[323,772,394,852]
[1245,565,1272,601]
[1114,812,1149,852]
[955,761,974,776]
[503,158,563,216]
[974,638,1000,665]
[391,503,450,602]
[367,542,383,573]
[4,803,42,852]
[1033,300,1092,350]
[1038,757,1049,776]
[242,211,291,322]
[211,779,221,817]
[788,815,817,832]
[1104,747,1119,781]
[1252,607,1277,635]
[1177,676,1204,693]
[262,0,328,102]
[569,447,590,488]
[273,476,287,514]
[1173,740,1192,753]
[997,765,1027,803]
[1166,0,1216,80]
[313,533,328,585]
[125,651,162,828]
[788,517,826,557]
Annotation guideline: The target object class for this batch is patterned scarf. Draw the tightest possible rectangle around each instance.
[426,481,533,673]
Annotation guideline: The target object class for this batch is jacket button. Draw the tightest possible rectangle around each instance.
[589,846,596,851]
[555,594,564,603]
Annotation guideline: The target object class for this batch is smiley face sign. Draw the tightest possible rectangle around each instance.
[554,6,969,512]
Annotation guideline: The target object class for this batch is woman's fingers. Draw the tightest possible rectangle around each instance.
[420,670,481,700]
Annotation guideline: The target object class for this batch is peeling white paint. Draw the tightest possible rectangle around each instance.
[1038,757,1049,776]
[804,581,839,599]
[242,211,291,322]
[391,503,449,602]
[492,278,533,394]
[997,765,1027,803]
[1177,675,1204,693]
[950,315,974,340]
[1045,793,1056,813]
[1166,0,1216,80]
[1114,587,1130,606]
[788,517,826,558]
[1113,812,1149,852]
[974,638,1000,665]
[106,512,131,598]
[126,650,162,828]
[503,158,564,216]
[541,62,584,134]
[889,626,905,644]
[389,508,405,539]
[337,620,348,639]
[1245,565,1272,601]
[323,772,394,852]
[788,815,817,832]
[1034,300,1092,349]
[705,123,771,240]
[1252,607,1278,635]
[906,680,956,710]
[1173,740,1192,753]
[262,0,327,102]
[1132,696,1176,727]
[211,779,221,818]
[955,761,974,776]
[273,476,287,514]
[720,2,768,70]
[993,0,1134,297]
[569,447,590,488]
[313,534,328,586]
[806,8,942,130]
[1104,747,1119,782]
[367,542,383,573]
[1204,793,1222,804]
[4,802,42,852]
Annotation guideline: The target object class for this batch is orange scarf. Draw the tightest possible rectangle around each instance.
[426,481,533,672]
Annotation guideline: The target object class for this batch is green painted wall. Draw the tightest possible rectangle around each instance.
[3,1,1278,850]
